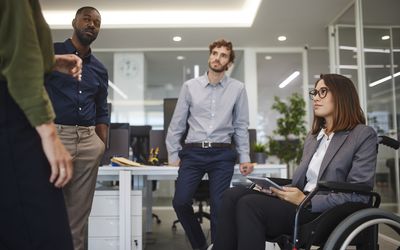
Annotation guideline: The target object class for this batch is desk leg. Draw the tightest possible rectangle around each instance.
[119,170,131,250]
[145,177,153,233]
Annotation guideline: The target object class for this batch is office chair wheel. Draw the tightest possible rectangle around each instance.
[172,219,180,231]
[152,213,162,224]
[324,208,400,250]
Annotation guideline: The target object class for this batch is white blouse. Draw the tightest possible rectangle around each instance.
[304,129,335,192]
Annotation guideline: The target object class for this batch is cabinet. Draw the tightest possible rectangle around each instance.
[88,190,142,250]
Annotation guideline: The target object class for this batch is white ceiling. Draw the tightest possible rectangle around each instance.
[40,0,247,11]
[40,0,356,49]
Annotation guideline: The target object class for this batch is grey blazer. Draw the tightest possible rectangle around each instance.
[292,124,378,213]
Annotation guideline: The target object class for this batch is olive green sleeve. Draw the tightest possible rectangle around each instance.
[0,0,55,126]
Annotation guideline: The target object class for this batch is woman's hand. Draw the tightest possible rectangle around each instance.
[270,186,306,206]
[36,122,73,188]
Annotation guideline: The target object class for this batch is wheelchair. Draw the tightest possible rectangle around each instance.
[267,135,400,250]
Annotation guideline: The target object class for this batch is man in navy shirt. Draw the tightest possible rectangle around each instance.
[45,6,108,250]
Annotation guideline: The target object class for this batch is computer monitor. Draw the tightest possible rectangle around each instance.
[100,123,130,166]
[163,98,188,143]
[163,98,178,135]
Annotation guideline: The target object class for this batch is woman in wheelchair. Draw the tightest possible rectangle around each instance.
[211,74,378,250]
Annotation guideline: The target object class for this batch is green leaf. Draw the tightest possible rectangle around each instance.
[267,93,307,168]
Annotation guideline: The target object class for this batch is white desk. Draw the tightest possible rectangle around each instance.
[95,164,286,250]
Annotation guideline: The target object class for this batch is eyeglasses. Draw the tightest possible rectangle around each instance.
[309,87,329,100]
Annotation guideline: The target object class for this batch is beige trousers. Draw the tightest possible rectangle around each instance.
[56,124,105,250]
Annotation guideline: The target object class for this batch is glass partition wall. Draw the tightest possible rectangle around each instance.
[256,52,303,143]
[94,50,244,129]
[331,0,400,211]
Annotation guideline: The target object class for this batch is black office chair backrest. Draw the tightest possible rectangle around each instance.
[130,125,152,163]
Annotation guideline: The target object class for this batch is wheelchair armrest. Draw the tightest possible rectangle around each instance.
[309,181,380,208]
[317,181,372,195]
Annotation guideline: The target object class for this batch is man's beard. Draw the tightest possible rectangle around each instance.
[209,61,228,73]
[75,29,97,46]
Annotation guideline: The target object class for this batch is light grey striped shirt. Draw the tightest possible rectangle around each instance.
[166,72,250,163]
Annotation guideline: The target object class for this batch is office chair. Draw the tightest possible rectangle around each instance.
[172,180,211,230]
[130,126,162,225]
[266,136,400,250]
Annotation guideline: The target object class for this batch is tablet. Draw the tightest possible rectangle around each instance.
[247,175,284,190]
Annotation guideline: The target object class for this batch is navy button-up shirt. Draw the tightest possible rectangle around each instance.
[45,39,109,126]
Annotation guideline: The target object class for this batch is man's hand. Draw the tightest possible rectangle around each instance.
[53,54,82,81]
[168,160,180,167]
[239,162,254,175]
[36,122,73,188]
[95,124,108,145]
[271,186,306,206]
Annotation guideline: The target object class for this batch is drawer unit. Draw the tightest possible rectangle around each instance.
[88,216,142,237]
[90,190,142,216]
[88,190,142,250]
[88,236,142,250]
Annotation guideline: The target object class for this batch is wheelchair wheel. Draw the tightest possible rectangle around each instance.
[324,208,400,250]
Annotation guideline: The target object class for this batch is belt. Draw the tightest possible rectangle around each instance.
[55,124,95,132]
[184,141,232,149]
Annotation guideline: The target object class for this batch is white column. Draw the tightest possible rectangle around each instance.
[302,49,311,131]
[328,25,339,74]
[355,0,367,114]
[243,48,258,129]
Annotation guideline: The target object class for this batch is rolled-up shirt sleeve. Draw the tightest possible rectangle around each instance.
[0,0,55,127]
[95,71,109,125]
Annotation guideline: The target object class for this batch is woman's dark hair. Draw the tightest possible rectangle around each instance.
[208,39,235,64]
[311,74,365,134]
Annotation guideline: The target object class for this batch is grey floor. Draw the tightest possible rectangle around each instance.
[144,199,212,250]
[143,197,400,250]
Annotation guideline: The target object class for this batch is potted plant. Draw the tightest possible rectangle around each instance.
[253,142,267,164]
[267,93,307,176]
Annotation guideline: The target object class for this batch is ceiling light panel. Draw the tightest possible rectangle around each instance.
[278,71,300,88]
[277,36,287,42]
[43,0,261,29]
[173,36,182,42]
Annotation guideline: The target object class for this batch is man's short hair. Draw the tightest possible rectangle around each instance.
[75,6,100,17]
[209,39,235,63]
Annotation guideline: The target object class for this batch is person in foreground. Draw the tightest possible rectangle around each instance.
[45,6,109,250]
[0,0,82,249]
[166,39,254,250]
[211,74,378,250]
